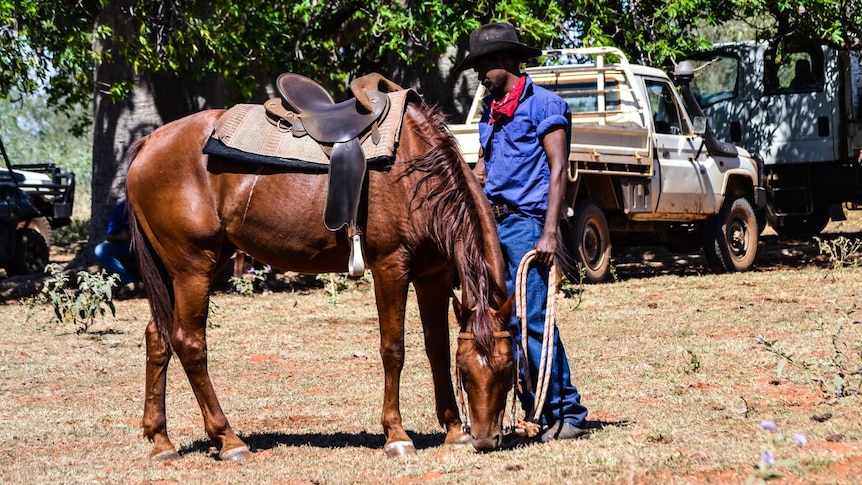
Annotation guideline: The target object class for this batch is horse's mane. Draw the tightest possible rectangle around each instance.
[402,102,507,358]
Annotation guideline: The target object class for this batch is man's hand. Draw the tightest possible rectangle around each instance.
[473,148,486,185]
[107,229,131,244]
[534,231,557,266]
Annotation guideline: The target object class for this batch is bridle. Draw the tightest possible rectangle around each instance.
[454,330,515,433]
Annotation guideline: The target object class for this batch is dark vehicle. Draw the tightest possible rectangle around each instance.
[683,41,862,238]
[0,136,75,276]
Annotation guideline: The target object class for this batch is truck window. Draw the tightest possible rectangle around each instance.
[645,79,683,135]
[553,81,621,113]
[687,54,739,107]
[765,49,824,93]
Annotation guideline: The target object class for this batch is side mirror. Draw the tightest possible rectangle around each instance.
[691,116,707,135]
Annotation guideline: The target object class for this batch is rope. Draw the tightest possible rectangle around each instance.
[516,250,557,426]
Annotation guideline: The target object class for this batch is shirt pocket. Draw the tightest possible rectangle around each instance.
[498,120,535,158]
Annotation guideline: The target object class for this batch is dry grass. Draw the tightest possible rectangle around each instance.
[3,216,862,484]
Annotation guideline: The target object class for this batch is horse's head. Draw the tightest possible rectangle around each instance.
[452,294,514,452]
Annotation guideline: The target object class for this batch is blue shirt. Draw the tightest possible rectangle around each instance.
[106,200,130,236]
[480,76,571,225]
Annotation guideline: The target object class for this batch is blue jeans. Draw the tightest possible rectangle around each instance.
[95,241,135,285]
[498,212,588,427]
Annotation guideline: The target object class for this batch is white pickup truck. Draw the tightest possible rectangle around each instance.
[450,47,765,282]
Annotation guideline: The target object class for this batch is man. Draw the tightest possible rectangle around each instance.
[455,22,589,441]
[94,199,137,297]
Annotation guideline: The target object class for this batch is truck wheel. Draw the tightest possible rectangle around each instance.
[766,208,829,240]
[29,217,53,246]
[702,195,758,274]
[569,201,611,283]
[10,226,50,276]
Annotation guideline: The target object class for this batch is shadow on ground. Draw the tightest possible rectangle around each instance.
[610,231,860,281]
[173,418,632,458]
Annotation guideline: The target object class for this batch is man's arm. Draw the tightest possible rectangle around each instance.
[535,127,568,266]
[473,147,487,185]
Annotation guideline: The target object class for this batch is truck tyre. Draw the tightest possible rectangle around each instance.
[766,207,829,240]
[702,195,758,274]
[569,200,611,283]
[10,226,50,276]
[29,217,53,246]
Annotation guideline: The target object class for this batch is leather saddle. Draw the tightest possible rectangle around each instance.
[263,72,404,275]
[271,73,388,144]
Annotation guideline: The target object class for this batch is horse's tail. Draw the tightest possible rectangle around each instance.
[126,137,174,345]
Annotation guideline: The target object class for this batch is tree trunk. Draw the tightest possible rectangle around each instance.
[78,1,224,269]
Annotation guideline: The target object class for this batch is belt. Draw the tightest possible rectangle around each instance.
[489,203,514,220]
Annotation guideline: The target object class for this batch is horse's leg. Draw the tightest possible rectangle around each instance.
[141,318,180,460]
[372,267,414,458]
[413,274,471,446]
[171,273,250,462]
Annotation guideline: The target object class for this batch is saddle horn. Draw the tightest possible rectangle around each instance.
[349,73,404,112]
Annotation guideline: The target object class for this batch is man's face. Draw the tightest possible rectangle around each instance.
[474,53,514,97]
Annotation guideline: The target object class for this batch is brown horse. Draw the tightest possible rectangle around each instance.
[125,99,514,461]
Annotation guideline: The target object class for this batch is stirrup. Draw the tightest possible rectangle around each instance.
[347,224,366,276]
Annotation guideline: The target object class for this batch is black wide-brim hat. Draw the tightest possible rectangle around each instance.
[454,22,543,72]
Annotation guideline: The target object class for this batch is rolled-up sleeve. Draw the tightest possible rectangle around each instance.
[537,113,569,138]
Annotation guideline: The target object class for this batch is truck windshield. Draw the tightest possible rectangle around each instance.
[552,81,621,113]
[688,54,739,108]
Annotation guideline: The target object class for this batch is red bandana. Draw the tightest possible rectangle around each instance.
[489,75,526,125]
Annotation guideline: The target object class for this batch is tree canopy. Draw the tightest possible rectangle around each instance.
[3,1,859,115]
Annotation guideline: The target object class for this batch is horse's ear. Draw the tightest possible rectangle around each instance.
[496,294,515,321]
[451,294,474,322]
[452,294,465,321]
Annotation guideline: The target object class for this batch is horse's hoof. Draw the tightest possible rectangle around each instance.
[219,445,251,462]
[150,449,181,461]
[383,440,416,458]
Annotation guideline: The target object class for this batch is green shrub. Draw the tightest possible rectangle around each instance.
[26,263,118,334]
[229,265,271,297]
[814,236,862,269]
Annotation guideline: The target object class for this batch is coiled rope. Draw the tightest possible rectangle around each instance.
[513,249,557,437]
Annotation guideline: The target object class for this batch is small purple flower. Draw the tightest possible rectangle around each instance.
[760,452,776,466]
[759,420,778,432]
[794,433,807,447]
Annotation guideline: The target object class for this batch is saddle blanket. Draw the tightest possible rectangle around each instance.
[203,89,416,172]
